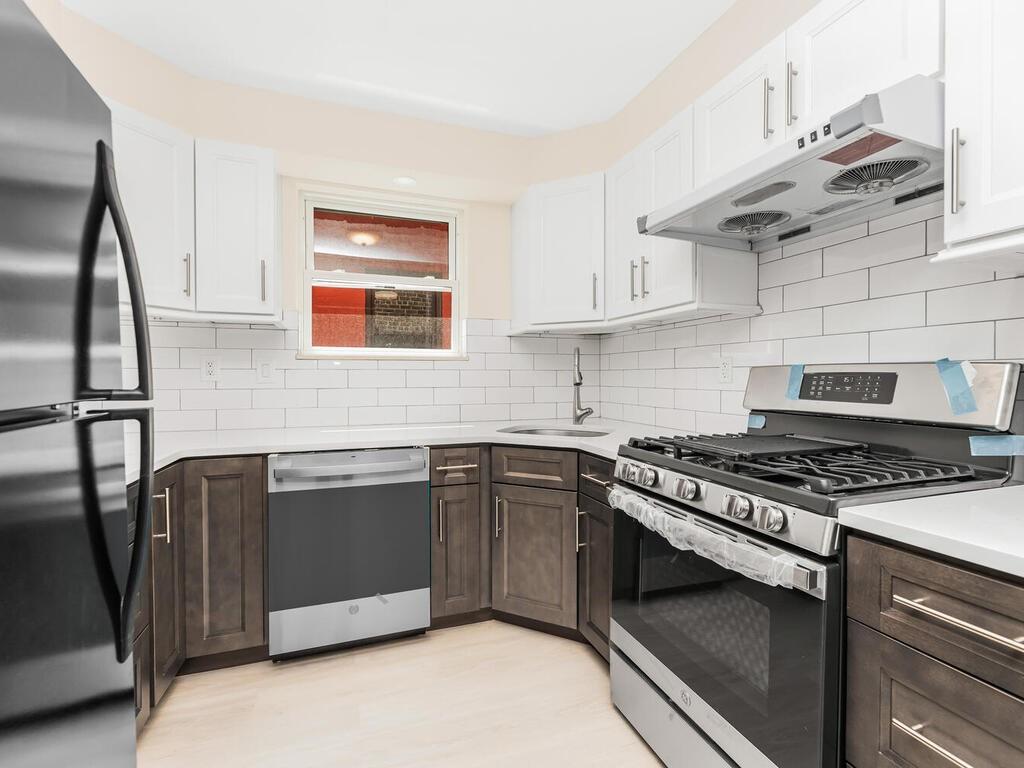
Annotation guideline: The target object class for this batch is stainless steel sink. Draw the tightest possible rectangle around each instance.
[497,426,610,437]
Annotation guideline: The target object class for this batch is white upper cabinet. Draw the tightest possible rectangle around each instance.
[786,0,942,138]
[529,173,605,325]
[111,104,195,312]
[935,0,1024,267]
[194,139,277,316]
[605,148,649,320]
[694,34,787,188]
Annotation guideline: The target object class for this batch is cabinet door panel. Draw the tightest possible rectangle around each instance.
[150,463,185,706]
[578,494,612,660]
[605,149,649,320]
[491,446,577,491]
[786,0,941,138]
[194,139,276,315]
[184,456,265,658]
[534,173,604,324]
[945,0,1024,245]
[133,627,152,735]
[430,446,481,486]
[431,484,481,618]
[111,104,194,311]
[694,35,786,187]
[492,483,577,628]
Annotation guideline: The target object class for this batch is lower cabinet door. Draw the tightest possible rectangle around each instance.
[431,484,481,619]
[846,619,1024,768]
[133,626,152,735]
[151,462,186,705]
[577,494,613,660]
[491,483,578,629]
[183,456,266,658]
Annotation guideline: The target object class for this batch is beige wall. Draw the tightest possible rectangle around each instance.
[25,0,816,319]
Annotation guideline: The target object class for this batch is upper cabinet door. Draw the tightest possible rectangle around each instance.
[641,106,696,312]
[944,0,1024,247]
[786,0,941,138]
[693,34,787,188]
[533,173,604,324]
[111,105,195,311]
[194,139,276,315]
[605,148,649,320]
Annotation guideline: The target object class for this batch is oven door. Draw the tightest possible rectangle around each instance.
[609,487,841,768]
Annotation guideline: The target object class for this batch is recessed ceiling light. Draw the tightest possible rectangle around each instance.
[348,231,379,246]
[392,176,417,187]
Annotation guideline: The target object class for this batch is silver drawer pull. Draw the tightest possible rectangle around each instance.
[151,488,171,545]
[494,496,503,539]
[438,499,445,544]
[435,464,478,472]
[892,594,1024,654]
[892,719,974,768]
[274,458,423,479]
[581,473,611,488]
[575,508,586,553]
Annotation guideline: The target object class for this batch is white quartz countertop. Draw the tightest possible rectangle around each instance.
[129,418,660,482]
[839,485,1024,580]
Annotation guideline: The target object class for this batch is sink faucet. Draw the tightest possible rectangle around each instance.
[572,347,594,425]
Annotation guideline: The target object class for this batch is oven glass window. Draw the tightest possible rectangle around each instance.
[612,511,839,768]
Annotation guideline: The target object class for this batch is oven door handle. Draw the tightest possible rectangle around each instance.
[609,486,827,598]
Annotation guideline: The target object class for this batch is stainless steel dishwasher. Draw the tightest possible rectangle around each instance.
[267,447,430,658]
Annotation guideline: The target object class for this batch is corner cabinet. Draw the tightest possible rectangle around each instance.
[150,463,186,707]
[934,0,1024,269]
[110,104,281,322]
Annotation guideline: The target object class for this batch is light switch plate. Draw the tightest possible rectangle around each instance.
[256,359,276,382]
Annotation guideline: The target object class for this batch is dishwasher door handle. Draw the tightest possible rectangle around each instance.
[273,458,424,480]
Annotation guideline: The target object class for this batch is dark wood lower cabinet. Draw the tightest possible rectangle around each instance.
[847,619,1024,768]
[183,456,266,658]
[431,484,482,618]
[150,463,186,706]
[133,626,152,734]
[491,483,577,629]
[577,493,612,661]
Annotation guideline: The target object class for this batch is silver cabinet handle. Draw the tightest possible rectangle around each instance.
[151,487,171,545]
[950,127,966,214]
[892,593,1024,653]
[435,464,478,472]
[629,260,638,301]
[260,259,267,301]
[640,257,650,297]
[786,61,798,126]
[575,508,586,553]
[438,498,445,544]
[763,78,775,139]
[581,473,611,488]
[183,253,191,297]
[494,496,503,539]
[592,272,598,310]
[891,719,974,768]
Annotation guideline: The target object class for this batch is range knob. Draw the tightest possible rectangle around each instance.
[673,478,701,501]
[754,504,787,533]
[721,493,753,520]
[636,467,659,487]
[620,463,638,482]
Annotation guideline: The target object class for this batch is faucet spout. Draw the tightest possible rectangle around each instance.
[572,347,594,425]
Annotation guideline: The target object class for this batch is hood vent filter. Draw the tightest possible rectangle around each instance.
[717,211,791,236]
[824,157,929,196]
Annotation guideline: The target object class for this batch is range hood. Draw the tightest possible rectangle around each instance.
[639,76,944,252]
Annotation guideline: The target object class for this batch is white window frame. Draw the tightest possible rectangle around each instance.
[299,191,466,360]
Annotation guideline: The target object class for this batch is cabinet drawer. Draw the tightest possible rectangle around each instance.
[848,535,1024,699]
[578,453,614,504]
[491,446,577,491]
[847,620,1024,768]
[430,446,481,486]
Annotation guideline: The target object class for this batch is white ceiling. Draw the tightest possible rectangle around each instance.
[62,0,735,136]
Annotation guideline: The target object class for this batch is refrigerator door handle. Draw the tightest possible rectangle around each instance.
[80,407,154,663]
[76,140,153,402]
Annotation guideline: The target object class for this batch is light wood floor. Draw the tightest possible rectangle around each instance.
[138,621,661,767]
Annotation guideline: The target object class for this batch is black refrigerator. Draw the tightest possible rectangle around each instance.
[0,1,154,765]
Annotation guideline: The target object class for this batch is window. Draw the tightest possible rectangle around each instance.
[301,195,463,358]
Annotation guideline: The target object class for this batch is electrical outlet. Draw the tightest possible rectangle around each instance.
[718,357,733,384]
[200,356,220,381]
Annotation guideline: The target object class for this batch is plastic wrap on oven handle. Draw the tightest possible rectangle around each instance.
[608,487,805,590]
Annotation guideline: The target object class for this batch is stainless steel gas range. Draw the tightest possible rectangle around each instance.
[608,362,1022,768]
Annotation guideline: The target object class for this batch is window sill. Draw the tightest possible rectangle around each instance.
[297,349,469,362]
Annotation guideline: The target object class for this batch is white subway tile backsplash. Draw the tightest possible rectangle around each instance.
[823,294,925,334]
[180,390,252,410]
[510,337,557,354]
[460,404,510,422]
[435,387,486,405]
[996,319,1024,358]
[218,408,284,430]
[757,287,783,314]
[284,370,349,389]
[654,326,697,349]
[406,370,461,388]
[317,389,378,408]
[159,410,217,431]
[870,323,995,362]
[869,254,993,298]
[216,328,285,349]
[781,222,867,258]
[467,335,510,353]
[696,318,749,345]
[485,353,534,370]
[407,405,461,424]
[927,279,1024,325]
[348,370,406,388]
[783,270,868,311]
[510,403,557,420]
[783,333,869,365]
[674,389,720,412]
[286,407,349,428]
[379,388,434,406]
[486,387,534,404]
[349,406,406,426]
[460,370,509,388]
[637,349,675,369]
[178,348,251,369]
[150,326,216,349]
[511,370,557,387]
[252,389,317,409]
[822,222,925,276]
[749,308,822,341]
[675,345,722,368]
[758,250,822,289]
[719,340,783,366]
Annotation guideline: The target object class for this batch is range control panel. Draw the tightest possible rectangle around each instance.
[798,371,898,404]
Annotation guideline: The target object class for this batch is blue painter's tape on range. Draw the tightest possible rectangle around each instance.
[785,364,804,400]
[747,414,766,430]
[935,358,978,415]
[969,435,1024,456]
